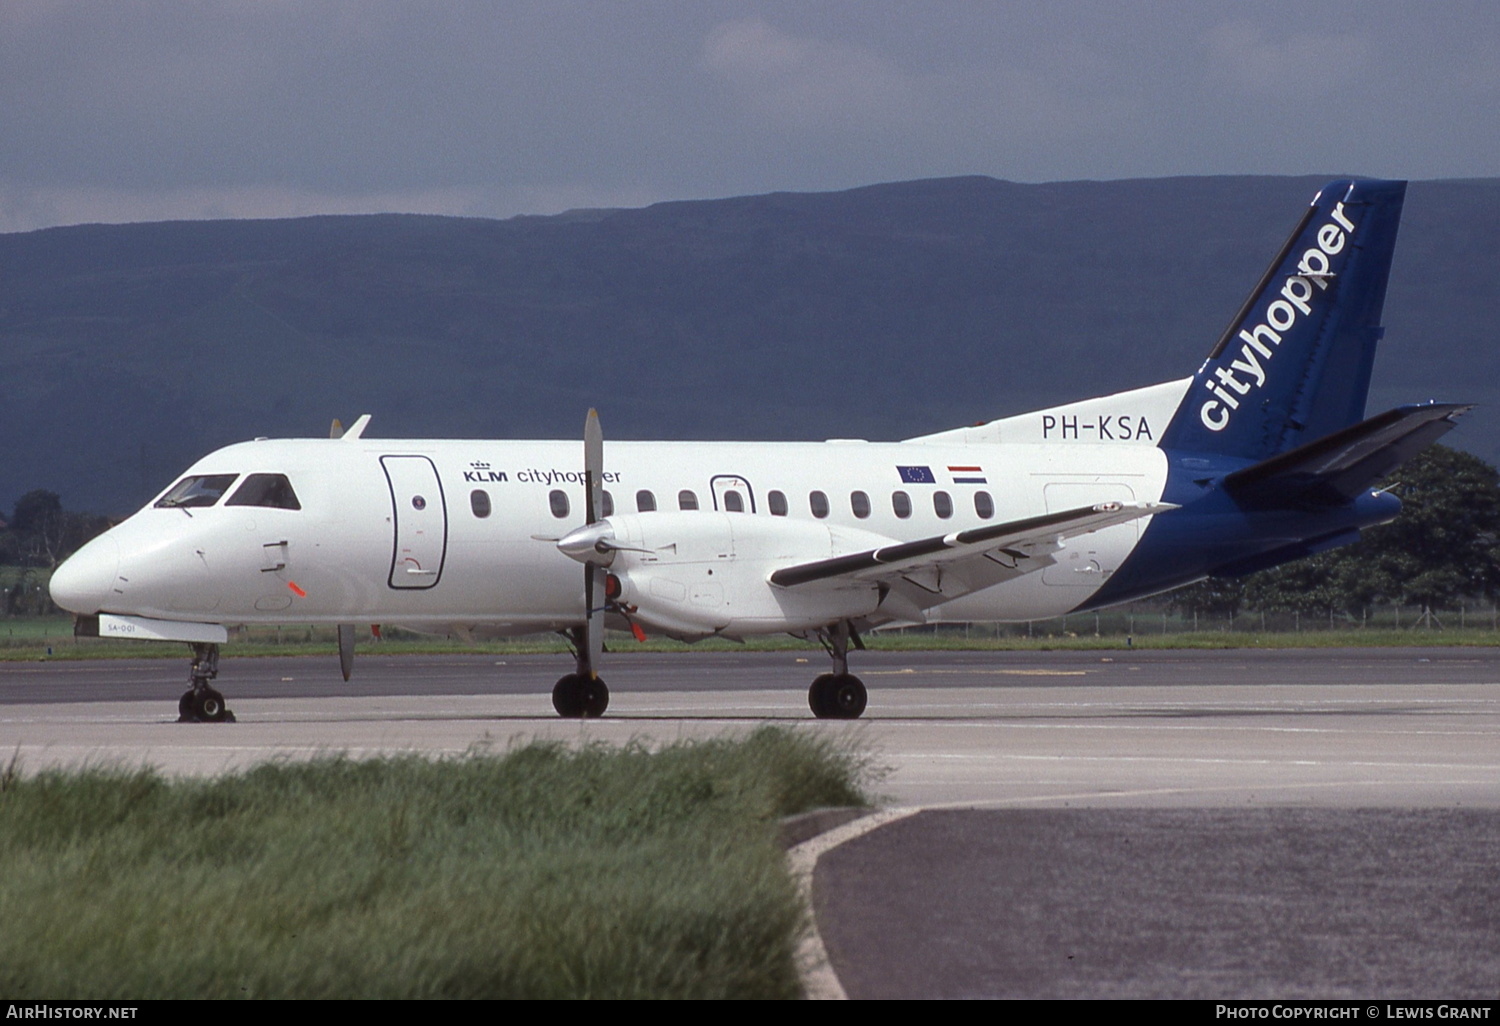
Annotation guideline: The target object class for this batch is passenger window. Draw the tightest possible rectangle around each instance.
[934,491,953,519]
[678,490,699,511]
[809,491,830,518]
[156,474,240,509]
[723,490,744,513]
[602,490,614,517]
[850,491,871,519]
[892,491,912,519]
[549,490,570,518]
[636,489,656,512]
[225,473,301,510]
[974,491,995,519]
[470,489,491,518]
[768,490,788,516]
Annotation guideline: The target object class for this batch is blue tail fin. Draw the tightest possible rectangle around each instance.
[1160,179,1407,461]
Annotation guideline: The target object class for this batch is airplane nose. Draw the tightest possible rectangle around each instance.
[49,534,120,615]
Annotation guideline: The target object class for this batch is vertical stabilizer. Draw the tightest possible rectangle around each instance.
[1160,179,1406,460]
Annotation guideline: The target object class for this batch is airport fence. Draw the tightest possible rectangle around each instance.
[913,602,1500,640]
[5,603,1500,657]
[5,565,1500,651]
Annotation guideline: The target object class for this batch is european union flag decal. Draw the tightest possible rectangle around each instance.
[897,465,936,484]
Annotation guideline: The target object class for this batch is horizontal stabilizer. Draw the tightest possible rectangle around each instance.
[1222,402,1471,508]
[770,501,1173,589]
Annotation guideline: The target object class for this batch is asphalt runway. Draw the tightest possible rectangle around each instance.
[2,647,1496,807]
[3,646,1498,998]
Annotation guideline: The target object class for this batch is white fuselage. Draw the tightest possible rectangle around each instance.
[55,434,1170,637]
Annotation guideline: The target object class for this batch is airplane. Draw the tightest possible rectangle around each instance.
[48,178,1468,723]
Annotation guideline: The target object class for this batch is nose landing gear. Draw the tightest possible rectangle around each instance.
[552,673,610,718]
[552,625,610,718]
[177,642,235,723]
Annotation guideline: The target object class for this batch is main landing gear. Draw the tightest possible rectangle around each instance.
[178,642,235,723]
[553,625,609,718]
[808,621,868,720]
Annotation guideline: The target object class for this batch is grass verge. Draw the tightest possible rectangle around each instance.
[0,728,872,999]
[5,623,1500,662]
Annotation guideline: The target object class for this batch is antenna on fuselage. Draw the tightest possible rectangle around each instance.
[331,414,372,441]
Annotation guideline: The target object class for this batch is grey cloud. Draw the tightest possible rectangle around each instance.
[1,1,1498,232]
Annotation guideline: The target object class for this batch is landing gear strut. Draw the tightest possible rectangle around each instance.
[808,621,867,719]
[553,626,609,718]
[177,643,234,723]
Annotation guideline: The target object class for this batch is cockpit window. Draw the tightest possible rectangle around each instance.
[155,474,239,509]
[226,473,302,510]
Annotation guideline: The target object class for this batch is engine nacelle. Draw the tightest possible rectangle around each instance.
[597,512,892,638]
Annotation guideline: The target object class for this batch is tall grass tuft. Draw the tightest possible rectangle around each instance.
[0,727,870,999]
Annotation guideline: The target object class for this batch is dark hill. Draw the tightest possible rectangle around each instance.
[1,175,1495,514]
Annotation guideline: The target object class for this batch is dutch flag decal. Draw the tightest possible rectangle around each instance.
[949,465,987,484]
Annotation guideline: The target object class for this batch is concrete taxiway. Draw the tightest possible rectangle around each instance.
[2,648,1497,808]
[3,646,1498,997]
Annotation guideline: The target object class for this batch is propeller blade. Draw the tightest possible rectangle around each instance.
[337,624,355,681]
[572,408,608,681]
[330,418,344,439]
[585,408,604,525]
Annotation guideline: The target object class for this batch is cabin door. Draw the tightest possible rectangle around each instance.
[381,455,448,589]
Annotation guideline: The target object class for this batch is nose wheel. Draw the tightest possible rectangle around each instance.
[552,673,610,718]
[177,643,235,723]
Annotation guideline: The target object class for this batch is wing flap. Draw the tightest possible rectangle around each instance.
[768,501,1174,590]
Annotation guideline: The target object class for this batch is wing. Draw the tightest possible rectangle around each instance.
[768,501,1174,608]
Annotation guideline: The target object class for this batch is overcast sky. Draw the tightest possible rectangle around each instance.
[2,1,1497,232]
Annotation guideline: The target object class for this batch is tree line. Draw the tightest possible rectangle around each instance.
[1169,445,1500,621]
[1,491,112,615]
[1,490,112,570]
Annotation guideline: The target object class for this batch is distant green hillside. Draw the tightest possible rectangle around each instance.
[1,175,1495,514]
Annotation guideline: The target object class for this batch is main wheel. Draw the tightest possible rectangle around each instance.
[178,689,196,721]
[828,673,867,719]
[192,687,232,723]
[810,673,866,719]
[808,673,836,717]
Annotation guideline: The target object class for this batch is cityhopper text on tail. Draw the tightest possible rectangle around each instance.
[51,179,1468,721]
